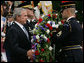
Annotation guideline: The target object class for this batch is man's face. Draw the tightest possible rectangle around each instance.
[61,9,68,19]
[19,10,28,24]
[8,17,13,22]
[27,9,35,20]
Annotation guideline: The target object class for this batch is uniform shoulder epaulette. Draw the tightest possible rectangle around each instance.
[64,22,72,32]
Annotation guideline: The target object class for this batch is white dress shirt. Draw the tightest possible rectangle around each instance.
[27,19,35,22]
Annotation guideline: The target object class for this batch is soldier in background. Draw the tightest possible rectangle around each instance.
[6,12,14,35]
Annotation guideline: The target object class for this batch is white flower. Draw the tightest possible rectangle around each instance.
[46,45,48,48]
[47,21,51,24]
[58,22,61,25]
[43,35,47,40]
[36,35,40,39]
[41,35,47,40]
[56,13,58,16]
[52,21,55,25]
[35,24,38,27]
[33,28,36,31]
[41,14,45,18]
[41,34,44,37]
[49,46,53,51]
[31,39,34,43]
[46,29,50,34]
[52,24,56,28]
[33,28,36,33]
[56,24,59,28]
[32,49,35,52]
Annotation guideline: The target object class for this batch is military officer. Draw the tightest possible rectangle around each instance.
[6,12,14,33]
[51,1,83,62]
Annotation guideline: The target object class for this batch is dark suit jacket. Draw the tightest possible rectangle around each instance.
[3,22,31,62]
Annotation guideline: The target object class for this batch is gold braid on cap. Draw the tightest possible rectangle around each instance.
[22,5,33,9]
[61,4,75,7]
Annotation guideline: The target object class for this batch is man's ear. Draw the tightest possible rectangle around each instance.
[17,15,20,18]
[16,15,20,20]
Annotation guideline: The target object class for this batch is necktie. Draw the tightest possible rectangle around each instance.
[23,26,29,40]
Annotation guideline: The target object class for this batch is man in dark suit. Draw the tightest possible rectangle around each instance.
[51,1,83,62]
[17,2,37,35]
[3,8,34,62]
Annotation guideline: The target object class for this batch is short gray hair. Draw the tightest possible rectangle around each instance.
[13,8,27,20]
[68,8,76,15]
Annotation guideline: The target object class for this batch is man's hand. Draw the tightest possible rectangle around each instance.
[27,49,35,59]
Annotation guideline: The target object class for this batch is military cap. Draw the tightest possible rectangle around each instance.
[60,1,76,12]
[7,12,13,18]
[17,1,34,10]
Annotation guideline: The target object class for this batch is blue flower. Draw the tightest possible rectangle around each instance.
[45,25,48,28]
[42,27,45,31]
[50,21,52,25]
[36,28,38,30]
[33,35,36,40]
[39,40,42,43]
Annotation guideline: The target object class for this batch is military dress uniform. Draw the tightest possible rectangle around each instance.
[6,12,14,35]
[25,19,37,35]
[51,1,83,62]
[4,12,15,61]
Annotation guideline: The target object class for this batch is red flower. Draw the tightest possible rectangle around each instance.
[46,23,51,27]
[50,33,52,37]
[37,22,39,24]
[61,20,64,24]
[47,38,50,43]
[39,18,43,23]
[48,14,51,17]
[52,14,57,18]
[41,48,44,52]
[39,59,44,62]
[49,26,53,30]
[46,23,53,30]
[35,50,39,55]
[36,40,39,43]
